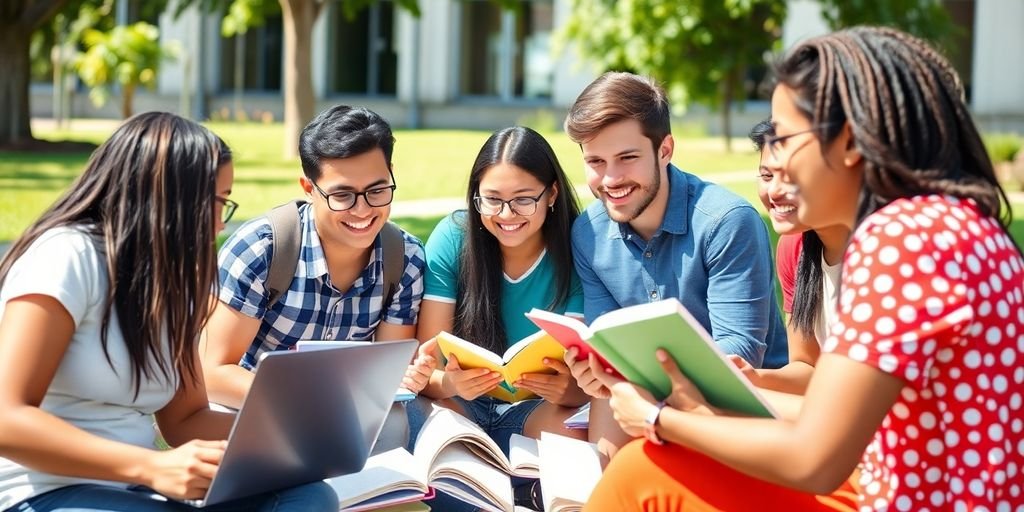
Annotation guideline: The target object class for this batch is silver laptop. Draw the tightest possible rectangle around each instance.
[199,339,417,506]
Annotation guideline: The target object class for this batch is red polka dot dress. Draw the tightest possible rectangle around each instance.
[824,195,1024,511]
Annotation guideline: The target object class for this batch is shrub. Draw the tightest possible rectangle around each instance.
[984,133,1023,163]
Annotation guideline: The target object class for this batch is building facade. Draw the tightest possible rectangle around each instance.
[30,0,1024,133]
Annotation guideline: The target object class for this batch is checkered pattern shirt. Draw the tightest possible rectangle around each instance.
[217,203,425,370]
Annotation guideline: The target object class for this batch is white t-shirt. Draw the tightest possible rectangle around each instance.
[813,258,843,346]
[0,227,177,509]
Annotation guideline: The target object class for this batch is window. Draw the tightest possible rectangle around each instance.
[458,0,554,101]
[218,14,283,92]
[327,1,397,95]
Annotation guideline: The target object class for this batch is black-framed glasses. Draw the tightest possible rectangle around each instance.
[310,180,397,211]
[473,184,551,216]
[764,125,829,163]
[215,196,238,224]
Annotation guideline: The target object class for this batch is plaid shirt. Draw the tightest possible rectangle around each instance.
[217,203,425,370]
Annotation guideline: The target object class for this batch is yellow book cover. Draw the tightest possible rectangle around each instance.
[435,330,566,402]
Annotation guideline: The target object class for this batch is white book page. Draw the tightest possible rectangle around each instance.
[539,432,603,512]
[562,403,590,429]
[501,329,549,362]
[326,448,428,508]
[588,297,680,332]
[524,308,594,339]
[508,434,539,478]
[413,406,512,472]
[428,443,513,512]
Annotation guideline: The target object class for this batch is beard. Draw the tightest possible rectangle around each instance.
[594,162,662,224]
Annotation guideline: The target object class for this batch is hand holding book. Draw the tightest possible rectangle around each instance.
[441,352,506,401]
[590,347,718,439]
[514,355,590,407]
[526,298,778,418]
[435,330,566,402]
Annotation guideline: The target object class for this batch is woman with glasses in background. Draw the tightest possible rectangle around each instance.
[415,126,588,509]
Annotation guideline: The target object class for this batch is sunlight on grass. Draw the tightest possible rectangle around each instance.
[3,121,1021,246]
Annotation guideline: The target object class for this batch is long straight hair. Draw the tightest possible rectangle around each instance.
[454,126,580,354]
[0,112,231,395]
[773,27,1017,250]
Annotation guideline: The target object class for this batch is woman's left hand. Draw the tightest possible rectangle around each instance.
[652,349,712,413]
[591,349,715,435]
[516,357,590,407]
[590,353,657,437]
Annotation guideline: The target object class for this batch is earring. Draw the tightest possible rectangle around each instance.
[549,203,555,212]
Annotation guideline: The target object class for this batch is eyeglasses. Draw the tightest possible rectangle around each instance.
[473,184,551,217]
[764,125,828,163]
[215,196,238,224]
[310,180,397,212]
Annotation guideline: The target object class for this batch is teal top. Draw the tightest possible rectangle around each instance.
[423,211,584,348]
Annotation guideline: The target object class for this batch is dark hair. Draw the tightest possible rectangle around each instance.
[772,26,1015,234]
[298,105,395,181]
[749,116,828,337]
[565,72,671,153]
[790,231,827,338]
[0,112,230,396]
[749,118,774,152]
[454,127,580,354]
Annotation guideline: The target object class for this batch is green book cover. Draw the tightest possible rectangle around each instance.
[532,299,778,418]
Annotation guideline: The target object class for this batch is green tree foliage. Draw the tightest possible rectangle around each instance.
[560,0,787,151]
[75,21,176,118]
[817,0,957,51]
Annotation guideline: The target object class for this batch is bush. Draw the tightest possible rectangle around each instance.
[984,133,1023,163]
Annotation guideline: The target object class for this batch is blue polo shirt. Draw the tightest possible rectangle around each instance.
[571,164,788,369]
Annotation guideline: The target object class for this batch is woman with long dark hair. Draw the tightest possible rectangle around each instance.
[0,112,336,511]
[583,27,1023,511]
[416,126,588,449]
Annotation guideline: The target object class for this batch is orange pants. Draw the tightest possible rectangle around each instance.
[584,440,860,512]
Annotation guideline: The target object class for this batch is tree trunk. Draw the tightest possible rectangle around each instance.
[278,0,322,160]
[0,0,70,147]
[121,83,135,119]
[721,69,736,153]
[0,23,33,147]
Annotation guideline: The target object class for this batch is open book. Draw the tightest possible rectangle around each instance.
[327,406,537,512]
[526,298,778,418]
[435,330,565,402]
[538,432,603,512]
[493,432,603,512]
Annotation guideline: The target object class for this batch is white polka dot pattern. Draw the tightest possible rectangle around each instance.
[826,196,1024,511]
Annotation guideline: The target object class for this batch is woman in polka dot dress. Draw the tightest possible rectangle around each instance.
[581,26,1024,512]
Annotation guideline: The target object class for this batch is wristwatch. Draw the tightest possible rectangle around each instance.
[643,401,667,445]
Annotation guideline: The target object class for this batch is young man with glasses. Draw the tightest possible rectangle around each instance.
[199,105,432,411]
[562,72,789,456]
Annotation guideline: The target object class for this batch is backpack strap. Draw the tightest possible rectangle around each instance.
[379,222,406,311]
[265,199,306,308]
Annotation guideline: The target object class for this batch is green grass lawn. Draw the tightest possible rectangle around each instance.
[3,120,1022,247]
[1,121,760,242]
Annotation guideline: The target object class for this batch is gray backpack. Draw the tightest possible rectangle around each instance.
[263,200,405,309]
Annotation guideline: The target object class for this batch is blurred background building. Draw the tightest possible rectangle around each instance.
[28,0,1024,134]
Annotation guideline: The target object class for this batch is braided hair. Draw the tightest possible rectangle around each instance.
[773,26,1015,234]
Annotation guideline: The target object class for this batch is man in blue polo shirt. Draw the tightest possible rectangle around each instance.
[563,72,788,454]
[199,105,433,411]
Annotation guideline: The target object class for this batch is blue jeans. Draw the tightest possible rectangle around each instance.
[6,482,338,512]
